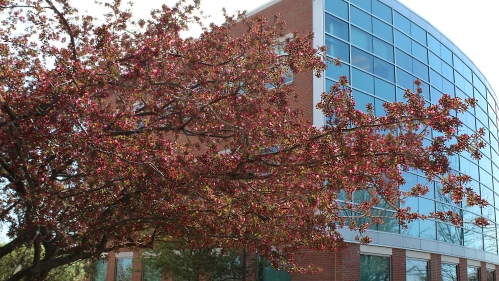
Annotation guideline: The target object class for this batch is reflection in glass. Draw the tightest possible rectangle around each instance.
[406,259,428,281]
[441,263,458,281]
[360,255,390,281]
[375,78,395,101]
[372,0,392,23]
[468,267,480,281]
[487,270,495,281]
[437,222,462,245]
[352,68,374,93]
[351,6,372,32]
[394,12,410,34]
[373,18,393,42]
[373,38,393,62]
[326,36,349,62]
[325,14,349,40]
[325,0,348,20]
[92,259,108,281]
[116,258,133,281]
[352,48,373,72]
[326,61,350,81]
[374,58,394,82]
[352,27,373,52]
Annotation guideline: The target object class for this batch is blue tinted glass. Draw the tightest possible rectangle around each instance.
[411,41,427,63]
[353,90,375,111]
[352,68,374,93]
[440,45,453,65]
[351,0,370,12]
[442,78,454,95]
[325,0,348,20]
[396,87,406,101]
[352,27,373,52]
[428,51,442,72]
[427,34,440,54]
[474,75,486,95]
[352,47,373,72]
[395,30,411,54]
[464,230,483,250]
[326,60,350,81]
[372,0,392,23]
[394,12,410,34]
[462,64,473,82]
[397,68,414,91]
[453,54,464,73]
[325,35,349,62]
[411,22,426,44]
[325,14,349,40]
[431,87,443,103]
[420,219,436,240]
[395,49,411,71]
[464,79,473,97]
[430,69,443,92]
[374,58,394,82]
[441,62,453,81]
[454,71,465,91]
[438,222,463,245]
[351,6,372,32]
[373,18,393,42]
[421,81,430,101]
[412,59,429,81]
[375,78,395,101]
[373,38,393,62]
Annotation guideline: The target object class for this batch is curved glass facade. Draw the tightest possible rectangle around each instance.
[323,0,499,253]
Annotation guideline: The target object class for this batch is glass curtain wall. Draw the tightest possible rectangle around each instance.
[324,0,499,254]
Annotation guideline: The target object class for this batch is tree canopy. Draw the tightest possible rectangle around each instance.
[0,0,487,280]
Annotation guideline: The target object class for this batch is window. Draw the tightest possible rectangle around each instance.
[143,261,162,281]
[325,0,348,20]
[468,266,480,281]
[441,263,458,281]
[406,259,429,281]
[360,254,390,281]
[487,269,496,281]
[325,14,349,40]
[326,35,349,62]
[115,258,133,281]
[92,259,108,281]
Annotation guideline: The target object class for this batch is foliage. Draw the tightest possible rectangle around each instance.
[0,244,87,280]
[142,243,245,281]
[0,0,487,280]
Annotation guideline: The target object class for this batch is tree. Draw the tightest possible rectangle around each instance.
[142,243,246,281]
[0,244,87,280]
[0,0,487,280]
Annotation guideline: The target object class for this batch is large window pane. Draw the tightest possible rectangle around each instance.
[325,14,349,40]
[441,263,458,281]
[116,258,133,281]
[352,68,374,93]
[411,41,427,63]
[395,30,411,53]
[326,35,349,62]
[372,0,392,23]
[394,12,410,35]
[352,27,373,52]
[326,61,350,81]
[468,267,480,281]
[353,90,375,111]
[374,38,393,62]
[412,59,429,81]
[373,18,393,42]
[352,47,373,72]
[351,7,372,32]
[441,45,453,65]
[351,0,370,12]
[406,259,429,281]
[325,0,348,20]
[92,260,108,281]
[397,68,414,90]
[375,78,395,101]
[420,219,436,240]
[374,58,394,82]
[396,49,411,72]
[428,35,440,54]
[487,270,495,281]
[360,255,390,281]
[411,22,426,45]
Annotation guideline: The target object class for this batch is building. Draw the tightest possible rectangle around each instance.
[94,0,499,280]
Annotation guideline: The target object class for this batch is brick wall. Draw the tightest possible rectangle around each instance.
[460,258,469,281]
[480,261,487,281]
[430,253,442,281]
[392,248,406,281]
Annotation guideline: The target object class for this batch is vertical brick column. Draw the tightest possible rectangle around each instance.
[392,248,406,281]
[480,262,487,281]
[460,258,469,281]
[106,251,116,281]
[430,253,442,281]
[132,250,142,281]
[341,243,361,281]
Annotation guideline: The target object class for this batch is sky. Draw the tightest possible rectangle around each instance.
[90,0,498,95]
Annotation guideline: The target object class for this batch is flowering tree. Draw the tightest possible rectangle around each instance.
[0,0,487,280]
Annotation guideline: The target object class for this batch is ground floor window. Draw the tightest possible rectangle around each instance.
[406,259,429,281]
[91,259,108,281]
[488,269,496,281]
[115,258,133,281]
[360,254,390,281]
[441,263,458,281]
[467,266,480,281]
